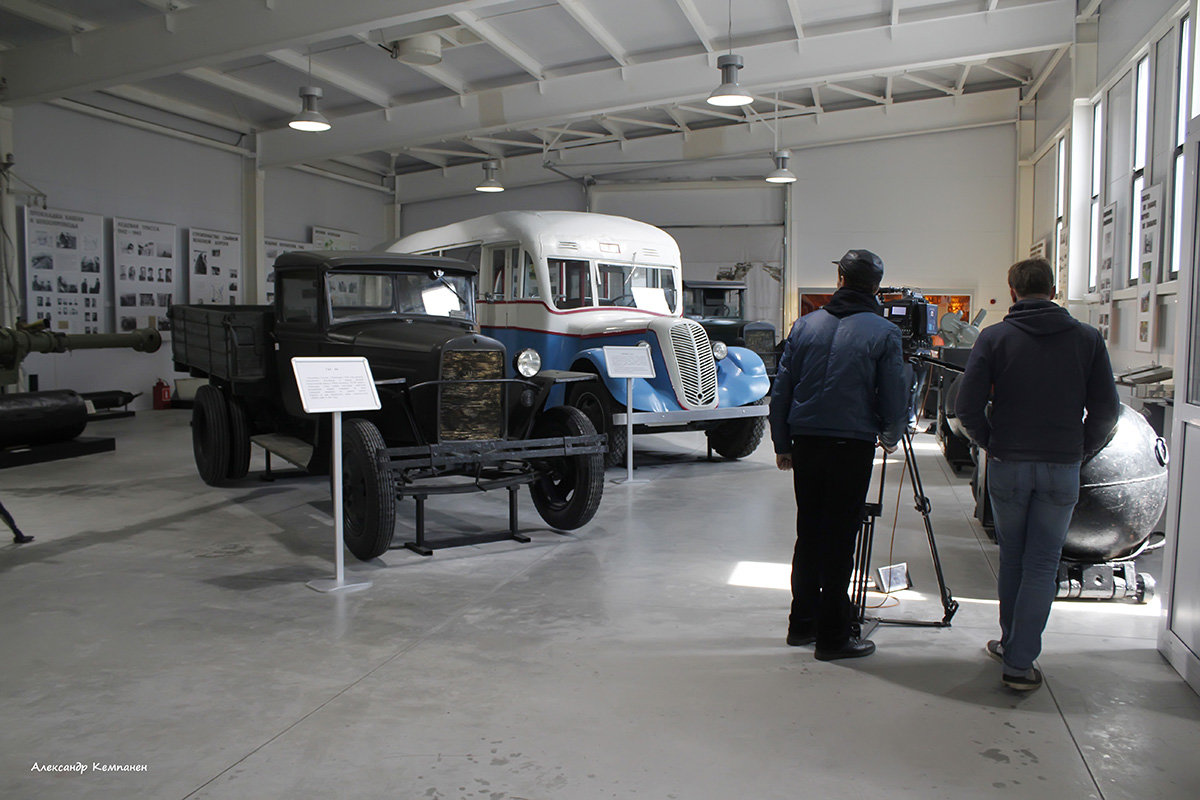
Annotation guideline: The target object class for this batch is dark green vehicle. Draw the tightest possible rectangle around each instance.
[683,280,779,379]
[171,251,606,560]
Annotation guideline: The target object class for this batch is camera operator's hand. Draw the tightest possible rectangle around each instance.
[776,453,792,471]
[879,440,898,455]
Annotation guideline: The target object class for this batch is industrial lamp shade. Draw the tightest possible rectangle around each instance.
[707,54,753,107]
[289,86,331,132]
[476,160,505,193]
[765,149,797,183]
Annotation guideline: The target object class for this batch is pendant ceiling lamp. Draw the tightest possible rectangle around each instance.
[707,0,752,107]
[475,160,505,192]
[290,86,331,132]
[765,149,797,183]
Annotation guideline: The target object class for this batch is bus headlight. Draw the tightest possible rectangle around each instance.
[712,341,728,360]
[514,348,542,377]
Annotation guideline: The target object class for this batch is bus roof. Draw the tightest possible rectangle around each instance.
[390,211,680,263]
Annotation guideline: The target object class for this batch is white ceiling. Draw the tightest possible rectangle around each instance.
[0,0,1083,198]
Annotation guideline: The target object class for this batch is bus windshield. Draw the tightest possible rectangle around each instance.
[328,271,475,323]
[595,263,677,313]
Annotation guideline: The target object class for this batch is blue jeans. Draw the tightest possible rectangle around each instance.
[987,458,1080,673]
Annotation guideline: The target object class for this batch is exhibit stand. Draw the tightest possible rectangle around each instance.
[291,356,380,594]
[605,345,653,485]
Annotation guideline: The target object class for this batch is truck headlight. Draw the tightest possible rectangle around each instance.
[712,341,728,360]
[514,348,542,377]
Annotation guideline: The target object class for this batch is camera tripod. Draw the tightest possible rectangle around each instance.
[851,427,959,637]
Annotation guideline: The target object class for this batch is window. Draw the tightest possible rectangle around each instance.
[327,271,474,322]
[278,270,319,324]
[487,247,507,299]
[1171,15,1191,279]
[547,258,594,309]
[1054,137,1067,295]
[597,263,678,313]
[520,251,539,299]
[1089,101,1104,291]
[1129,56,1150,284]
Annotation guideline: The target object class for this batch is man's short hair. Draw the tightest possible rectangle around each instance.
[1008,258,1054,298]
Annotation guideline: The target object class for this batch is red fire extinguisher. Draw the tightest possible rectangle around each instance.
[153,379,172,410]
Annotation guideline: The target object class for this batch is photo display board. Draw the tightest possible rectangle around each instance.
[114,217,177,336]
[1097,203,1117,343]
[262,237,313,305]
[24,206,105,333]
[1135,185,1162,353]
[311,226,358,251]
[188,228,242,305]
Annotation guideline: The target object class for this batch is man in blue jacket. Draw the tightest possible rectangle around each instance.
[956,258,1118,691]
[770,250,908,660]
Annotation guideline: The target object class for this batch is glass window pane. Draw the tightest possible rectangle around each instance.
[1092,102,1104,194]
[279,270,319,324]
[1135,57,1150,170]
[1129,174,1145,282]
[1056,138,1067,218]
[489,248,506,298]
[548,258,593,309]
[1172,152,1186,277]
[521,252,538,299]
[1180,16,1191,147]
[1090,198,1101,290]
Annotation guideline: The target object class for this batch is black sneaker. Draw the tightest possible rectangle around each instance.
[1002,667,1043,691]
[814,637,876,661]
[985,640,1004,662]
[786,632,816,647]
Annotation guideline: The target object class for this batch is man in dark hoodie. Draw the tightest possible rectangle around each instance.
[956,257,1118,691]
[769,249,908,661]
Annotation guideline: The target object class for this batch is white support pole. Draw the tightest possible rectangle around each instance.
[625,378,635,482]
[307,410,371,593]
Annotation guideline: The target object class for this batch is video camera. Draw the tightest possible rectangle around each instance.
[878,287,937,355]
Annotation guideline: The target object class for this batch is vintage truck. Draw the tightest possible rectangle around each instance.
[682,280,779,380]
[170,251,606,560]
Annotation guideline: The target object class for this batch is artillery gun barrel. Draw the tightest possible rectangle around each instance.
[0,327,162,372]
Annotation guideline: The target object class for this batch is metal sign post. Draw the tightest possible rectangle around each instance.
[291,356,382,594]
[603,345,655,485]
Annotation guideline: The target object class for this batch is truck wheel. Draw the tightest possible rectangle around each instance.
[705,397,767,459]
[226,397,252,480]
[340,418,396,561]
[529,406,604,530]
[192,384,231,486]
[567,380,625,467]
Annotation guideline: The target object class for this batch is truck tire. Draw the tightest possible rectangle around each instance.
[705,397,767,459]
[340,418,397,561]
[192,384,231,486]
[529,406,604,530]
[567,379,625,467]
[226,396,252,480]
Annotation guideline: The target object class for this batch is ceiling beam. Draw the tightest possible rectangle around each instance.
[976,60,1028,83]
[184,66,298,113]
[899,72,957,96]
[450,8,544,80]
[0,0,95,33]
[1020,45,1069,106]
[604,114,682,133]
[260,1,1071,167]
[557,0,630,67]
[0,0,518,105]
[784,0,806,40]
[676,104,747,123]
[1077,0,1102,20]
[394,90,1017,202]
[673,0,714,52]
[102,84,252,132]
[664,106,691,134]
[134,0,191,11]
[824,83,886,104]
[266,49,392,108]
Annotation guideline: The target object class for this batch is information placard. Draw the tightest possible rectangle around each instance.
[291,357,381,414]
[115,217,177,337]
[24,207,105,333]
[188,227,242,305]
[604,345,655,379]
[1135,184,1162,353]
[312,226,359,251]
[262,237,313,304]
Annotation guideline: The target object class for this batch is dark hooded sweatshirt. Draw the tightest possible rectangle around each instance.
[955,298,1119,463]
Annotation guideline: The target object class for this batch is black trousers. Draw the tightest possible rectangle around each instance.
[789,435,876,649]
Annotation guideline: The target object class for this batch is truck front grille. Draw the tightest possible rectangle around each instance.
[667,319,717,408]
[439,349,504,441]
[744,329,777,371]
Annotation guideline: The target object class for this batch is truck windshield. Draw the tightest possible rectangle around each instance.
[595,263,677,313]
[328,271,475,323]
[684,287,744,318]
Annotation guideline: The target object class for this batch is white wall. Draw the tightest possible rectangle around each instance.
[1097,0,1184,84]
[11,103,387,408]
[398,180,586,241]
[789,124,1017,323]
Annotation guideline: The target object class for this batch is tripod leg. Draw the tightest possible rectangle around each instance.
[902,430,957,624]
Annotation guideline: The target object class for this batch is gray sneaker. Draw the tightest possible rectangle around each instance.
[1002,667,1043,692]
[985,640,1004,662]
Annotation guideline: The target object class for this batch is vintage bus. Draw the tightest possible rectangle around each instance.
[388,211,769,464]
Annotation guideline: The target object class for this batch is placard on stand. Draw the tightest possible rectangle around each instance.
[604,345,655,484]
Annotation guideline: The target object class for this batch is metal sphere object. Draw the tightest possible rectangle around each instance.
[1063,404,1168,562]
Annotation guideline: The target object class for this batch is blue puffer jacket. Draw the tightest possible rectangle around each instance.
[769,288,908,453]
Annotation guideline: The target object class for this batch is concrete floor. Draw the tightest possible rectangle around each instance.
[1,409,1197,800]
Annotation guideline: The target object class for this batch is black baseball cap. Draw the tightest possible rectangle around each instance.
[833,249,885,289]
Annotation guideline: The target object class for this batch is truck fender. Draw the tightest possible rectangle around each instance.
[569,347,677,413]
[717,346,770,407]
